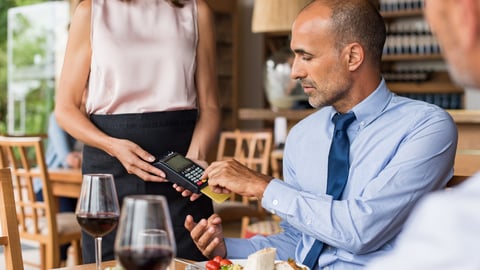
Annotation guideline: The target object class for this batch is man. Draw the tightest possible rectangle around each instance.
[367,0,480,269]
[185,0,457,269]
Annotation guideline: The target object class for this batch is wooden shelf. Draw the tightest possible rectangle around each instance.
[239,108,316,122]
[387,82,463,94]
[382,54,443,61]
[380,9,423,18]
[239,108,480,124]
[447,110,480,124]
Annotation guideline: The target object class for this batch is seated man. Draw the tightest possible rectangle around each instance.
[184,0,458,269]
[366,0,480,269]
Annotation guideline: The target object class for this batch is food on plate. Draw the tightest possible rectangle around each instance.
[204,248,308,270]
[205,255,238,270]
[244,248,276,270]
[275,258,307,270]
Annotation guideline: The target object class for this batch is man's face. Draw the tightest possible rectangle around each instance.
[424,0,476,87]
[289,6,353,109]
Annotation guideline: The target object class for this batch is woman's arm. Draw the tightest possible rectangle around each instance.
[186,0,221,162]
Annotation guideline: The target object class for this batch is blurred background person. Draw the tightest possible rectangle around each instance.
[367,0,480,269]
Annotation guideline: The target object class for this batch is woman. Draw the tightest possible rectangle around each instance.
[55,0,220,262]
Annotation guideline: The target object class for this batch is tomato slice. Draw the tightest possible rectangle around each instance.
[212,255,223,264]
[206,260,220,270]
[219,258,233,266]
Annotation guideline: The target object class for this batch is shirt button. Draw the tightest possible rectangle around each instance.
[272,199,279,206]
[306,219,312,225]
[323,267,330,270]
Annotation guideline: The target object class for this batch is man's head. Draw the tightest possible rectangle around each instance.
[290,0,386,112]
[424,0,480,88]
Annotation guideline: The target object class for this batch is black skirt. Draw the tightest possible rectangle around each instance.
[81,110,213,262]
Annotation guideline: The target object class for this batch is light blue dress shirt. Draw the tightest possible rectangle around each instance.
[224,79,458,269]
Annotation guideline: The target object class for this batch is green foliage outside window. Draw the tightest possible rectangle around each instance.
[0,0,59,135]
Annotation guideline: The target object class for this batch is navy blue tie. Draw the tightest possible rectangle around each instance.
[302,112,356,269]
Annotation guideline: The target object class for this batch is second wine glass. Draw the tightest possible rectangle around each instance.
[115,195,176,270]
[76,173,120,270]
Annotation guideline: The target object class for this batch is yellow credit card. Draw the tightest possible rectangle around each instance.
[201,185,231,203]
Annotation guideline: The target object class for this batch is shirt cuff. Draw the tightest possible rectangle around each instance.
[262,179,297,217]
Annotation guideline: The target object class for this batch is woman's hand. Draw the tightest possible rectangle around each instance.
[109,138,167,182]
[172,158,208,201]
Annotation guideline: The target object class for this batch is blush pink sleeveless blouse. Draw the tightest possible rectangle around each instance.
[86,0,198,114]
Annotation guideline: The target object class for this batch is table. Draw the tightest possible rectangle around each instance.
[51,259,197,270]
[48,168,82,198]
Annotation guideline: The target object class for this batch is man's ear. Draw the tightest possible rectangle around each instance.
[343,43,364,72]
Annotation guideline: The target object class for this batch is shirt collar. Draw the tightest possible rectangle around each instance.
[332,78,392,129]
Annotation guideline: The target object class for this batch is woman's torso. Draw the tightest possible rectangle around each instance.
[87,0,198,114]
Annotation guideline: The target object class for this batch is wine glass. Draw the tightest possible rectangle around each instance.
[115,195,176,270]
[76,174,120,270]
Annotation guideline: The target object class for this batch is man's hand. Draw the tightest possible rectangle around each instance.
[204,159,273,199]
[185,214,227,259]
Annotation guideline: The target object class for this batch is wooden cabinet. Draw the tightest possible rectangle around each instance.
[206,0,239,131]
[378,0,464,109]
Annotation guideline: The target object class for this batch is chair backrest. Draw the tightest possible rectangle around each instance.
[0,136,60,268]
[217,130,272,174]
[0,168,24,270]
[216,130,274,237]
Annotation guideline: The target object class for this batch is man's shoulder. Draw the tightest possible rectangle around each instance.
[388,95,455,125]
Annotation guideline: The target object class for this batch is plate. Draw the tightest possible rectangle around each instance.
[195,259,310,269]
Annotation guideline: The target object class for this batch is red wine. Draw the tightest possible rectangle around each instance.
[116,246,173,270]
[76,212,119,237]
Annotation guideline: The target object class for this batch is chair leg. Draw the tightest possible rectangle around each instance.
[39,244,46,270]
[70,240,82,265]
[44,241,60,269]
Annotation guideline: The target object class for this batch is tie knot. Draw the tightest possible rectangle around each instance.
[332,112,356,131]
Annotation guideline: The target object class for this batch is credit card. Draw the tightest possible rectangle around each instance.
[200,185,231,203]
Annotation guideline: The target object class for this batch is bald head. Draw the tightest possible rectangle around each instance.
[298,0,386,69]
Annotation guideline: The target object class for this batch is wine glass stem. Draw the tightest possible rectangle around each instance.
[95,237,102,270]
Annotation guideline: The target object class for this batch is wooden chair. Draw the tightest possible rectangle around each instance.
[0,136,81,269]
[0,168,24,270]
[213,130,283,238]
